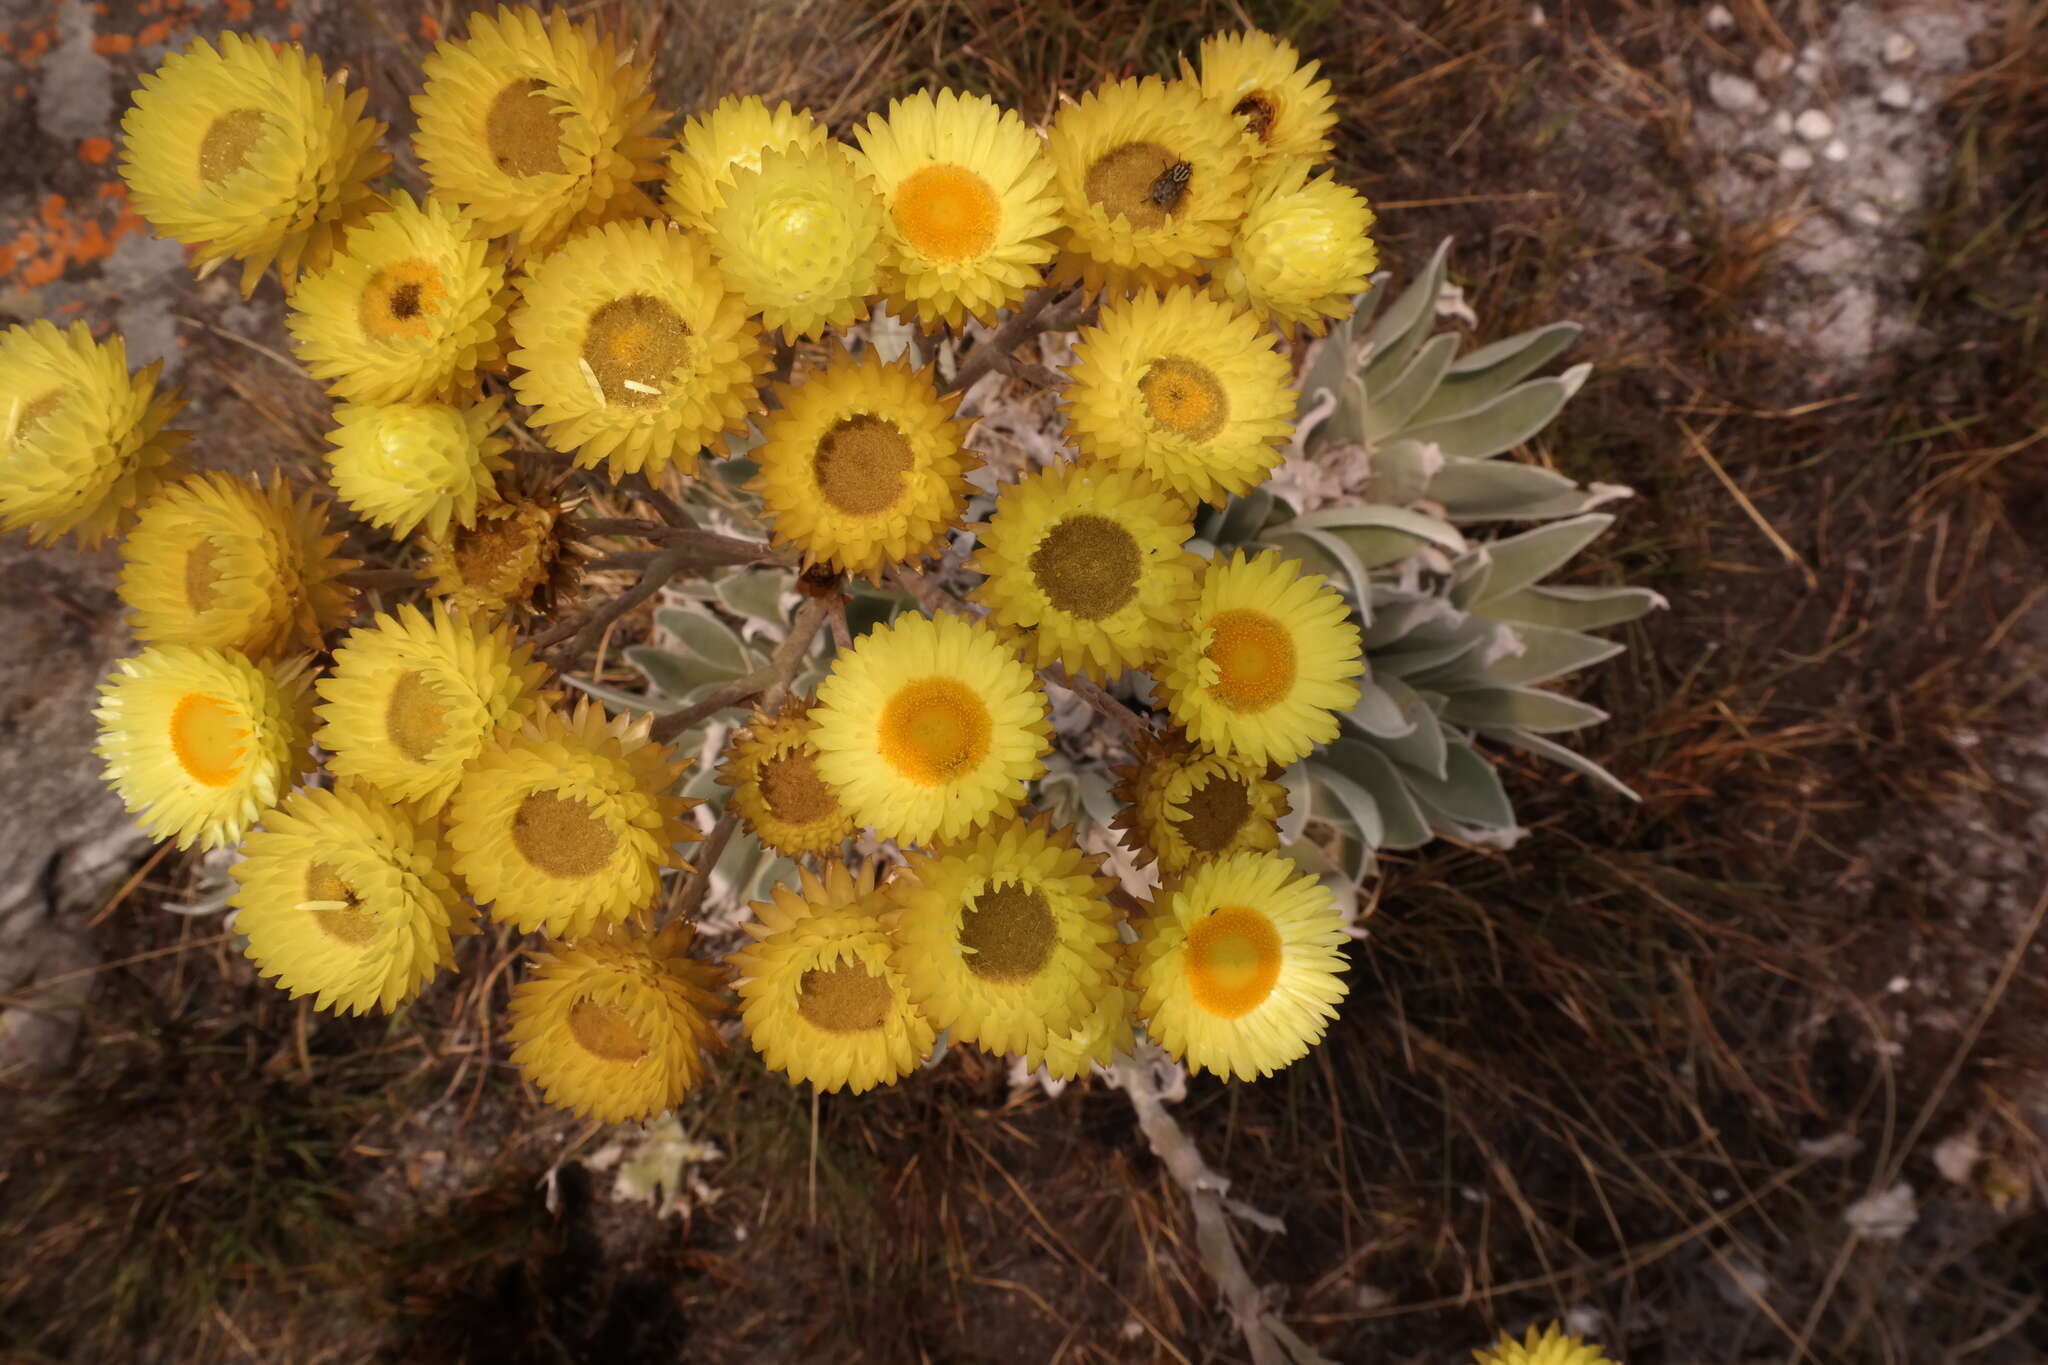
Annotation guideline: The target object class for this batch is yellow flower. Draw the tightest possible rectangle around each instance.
[1045,75,1249,295]
[412,5,667,255]
[509,219,767,479]
[232,785,475,1015]
[887,816,1118,1055]
[748,347,976,580]
[968,462,1199,682]
[662,95,827,232]
[94,645,314,851]
[119,472,356,659]
[705,141,887,342]
[120,31,388,295]
[323,395,511,539]
[508,922,727,1123]
[1110,729,1289,874]
[421,495,570,621]
[1132,850,1348,1080]
[0,320,186,547]
[315,603,552,813]
[446,701,697,940]
[1472,1322,1618,1365]
[811,612,1050,846]
[285,190,511,404]
[850,88,1060,330]
[1019,951,1138,1081]
[1156,551,1363,767]
[1212,164,1378,335]
[1180,30,1337,169]
[728,861,934,1094]
[717,699,856,857]
[1063,287,1295,508]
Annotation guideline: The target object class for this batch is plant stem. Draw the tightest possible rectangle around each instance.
[944,284,1085,395]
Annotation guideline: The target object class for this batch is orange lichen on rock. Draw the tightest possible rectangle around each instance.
[0,189,150,288]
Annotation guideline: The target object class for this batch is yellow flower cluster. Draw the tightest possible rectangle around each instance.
[6,13,1386,1121]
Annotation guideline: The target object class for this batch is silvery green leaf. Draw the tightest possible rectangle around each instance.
[681,758,726,800]
[751,854,800,900]
[1077,770,1120,826]
[1359,680,1449,779]
[1363,237,1453,375]
[717,454,760,485]
[1470,513,1615,605]
[716,570,789,625]
[1371,631,1487,681]
[1442,685,1610,734]
[845,586,910,638]
[1310,767,1385,847]
[1284,503,1467,552]
[1347,281,1385,336]
[1360,594,1461,650]
[1215,487,1278,546]
[1449,549,1493,611]
[723,420,768,460]
[655,607,754,677]
[1399,368,1586,461]
[1480,583,1668,630]
[1264,525,1371,613]
[1279,838,1369,895]
[560,671,659,712]
[1322,738,1432,849]
[1365,437,1442,507]
[1362,333,1460,441]
[1430,457,1584,522]
[1409,321,1582,426]
[626,645,699,700]
[1492,728,1641,801]
[1506,481,1636,522]
[1483,624,1625,686]
[1402,741,1517,831]
[1276,763,1312,843]
[1347,678,1416,738]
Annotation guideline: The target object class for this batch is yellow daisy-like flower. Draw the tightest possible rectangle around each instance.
[508,922,727,1123]
[231,785,475,1015]
[1045,75,1249,295]
[412,6,667,254]
[968,462,1199,682]
[285,191,510,404]
[93,645,314,851]
[705,141,887,342]
[1019,952,1138,1081]
[887,816,1118,1055]
[119,472,355,659]
[315,603,552,813]
[811,612,1051,847]
[728,861,934,1094]
[120,31,388,295]
[1132,850,1348,1081]
[850,88,1060,330]
[716,699,856,857]
[1110,730,1289,874]
[748,347,976,580]
[0,320,186,547]
[509,219,767,479]
[1472,1322,1618,1365]
[421,495,568,621]
[1211,164,1378,335]
[446,701,697,940]
[323,395,511,539]
[1063,287,1295,508]
[1180,30,1338,169]
[662,95,828,232]
[1157,551,1363,768]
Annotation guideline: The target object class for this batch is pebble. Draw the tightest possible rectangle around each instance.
[1771,110,1794,135]
[1883,32,1917,65]
[1795,108,1835,141]
[1852,201,1884,226]
[1704,3,1734,32]
[1707,71,1760,112]
[1824,138,1848,162]
[1879,79,1913,109]
[1754,49,1794,81]
[1779,145,1815,171]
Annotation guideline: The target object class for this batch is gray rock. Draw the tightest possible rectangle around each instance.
[0,922,100,1077]
[1707,71,1761,112]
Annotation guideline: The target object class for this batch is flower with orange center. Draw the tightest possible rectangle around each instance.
[1044,75,1249,294]
[232,785,475,1015]
[850,88,1060,330]
[728,861,935,1094]
[93,644,315,851]
[1132,849,1348,1080]
[717,698,857,857]
[748,346,978,580]
[1062,287,1295,508]
[811,612,1051,847]
[508,922,728,1123]
[1156,550,1363,767]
